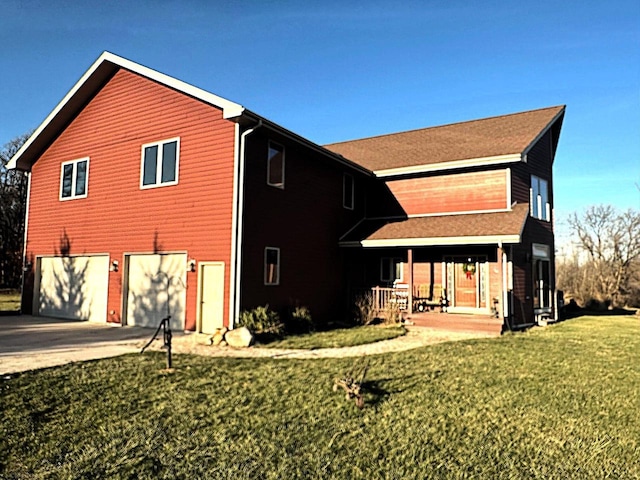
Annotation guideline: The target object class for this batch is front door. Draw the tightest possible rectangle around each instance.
[454,262,477,307]
[199,262,225,333]
[445,256,487,311]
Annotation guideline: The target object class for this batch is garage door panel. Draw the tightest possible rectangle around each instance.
[38,256,109,322]
[126,254,186,329]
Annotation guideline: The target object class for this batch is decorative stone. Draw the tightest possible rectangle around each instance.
[212,331,224,346]
[219,340,227,347]
[224,327,254,348]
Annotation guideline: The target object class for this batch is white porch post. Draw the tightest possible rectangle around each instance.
[497,243,505,322]
[407,248,414,314]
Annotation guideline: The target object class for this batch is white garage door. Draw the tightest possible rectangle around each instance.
[125,253,186,329]
[38,255,109,322]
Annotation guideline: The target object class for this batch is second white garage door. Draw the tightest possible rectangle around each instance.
[125,253,187,329]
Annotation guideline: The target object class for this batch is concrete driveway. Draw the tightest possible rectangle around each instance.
[0,315,168,375]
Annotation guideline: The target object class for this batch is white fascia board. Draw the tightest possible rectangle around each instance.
[6,53,109,170]
[406,207,510,218]
[100,52,245,118]
[522,107,565,157]
[373,154,522,178]
[7,51,245,170]
[358,234,521,248]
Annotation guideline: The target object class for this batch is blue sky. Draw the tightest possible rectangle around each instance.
[1,0,638,240]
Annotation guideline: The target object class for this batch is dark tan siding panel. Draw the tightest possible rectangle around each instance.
[240,131,366,324]
[386,169,508,216]
[25,69,236,329]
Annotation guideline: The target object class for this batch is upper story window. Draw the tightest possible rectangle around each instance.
[530,175,550,221]
[141,138,180,189]
[267,141,284,189]
[60,158,89,200]
[343,173,354,210]
[264,247,280,285]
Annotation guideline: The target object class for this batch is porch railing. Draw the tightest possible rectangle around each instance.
[366,284,447,313]
[371,285,409,311]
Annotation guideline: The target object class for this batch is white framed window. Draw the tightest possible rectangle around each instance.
[264,247,280,285]
[343,173,354,210]
[381,257,403,283]
[267,141,284,189]
[60,158,89,200]
[530,175,550,221]
[140,137,180,189]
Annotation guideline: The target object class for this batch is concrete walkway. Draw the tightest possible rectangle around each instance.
[0,315,499,375]
[163,327,497,359]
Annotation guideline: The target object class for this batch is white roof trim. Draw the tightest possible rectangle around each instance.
[522,107,565,157]
[87,52,245,118]
[341,234,521,248]
[373,154,522,178]
[406,207,511,218]
[7,51,245,170]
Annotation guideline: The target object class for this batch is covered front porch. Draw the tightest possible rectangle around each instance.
[354,245,512,324]
[341,208,532,329]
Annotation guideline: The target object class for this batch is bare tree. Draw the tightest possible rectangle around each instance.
[565,205,640,307]
[0,132,31,288]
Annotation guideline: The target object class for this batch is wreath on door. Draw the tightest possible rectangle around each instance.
[462,262,476,279]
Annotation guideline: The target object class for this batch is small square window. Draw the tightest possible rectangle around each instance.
[267,142,284,189]
[343,173,354,210]
[59,158,89,200]
[141,138,180,189]
[265,247,280,285]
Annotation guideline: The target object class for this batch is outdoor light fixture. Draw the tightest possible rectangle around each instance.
[110,260,119,272]
[188,259,196,272]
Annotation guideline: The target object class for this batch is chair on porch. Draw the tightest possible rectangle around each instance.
[391,282,409,310]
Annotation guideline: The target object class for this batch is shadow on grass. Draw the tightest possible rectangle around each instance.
[362,370,444,407]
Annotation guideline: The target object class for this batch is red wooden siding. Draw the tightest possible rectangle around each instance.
[412,261,444,299]
[386,169,508,216]
[25,69,236,329]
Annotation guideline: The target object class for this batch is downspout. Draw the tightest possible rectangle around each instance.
[231,120,262,328]
[499,241,511,331]
[20,171,32,313]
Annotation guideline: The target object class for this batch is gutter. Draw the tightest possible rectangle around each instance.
[19,171,32,313]
[241,111,373,177]
[231,119,262,328]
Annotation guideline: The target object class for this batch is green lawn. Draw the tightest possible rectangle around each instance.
[0,291,20,312]
[257,325,406,349]
[1,316,639,479]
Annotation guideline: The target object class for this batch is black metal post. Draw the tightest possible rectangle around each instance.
[163,315,172,369]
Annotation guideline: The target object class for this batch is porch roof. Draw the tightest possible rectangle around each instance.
[340,204,529,247]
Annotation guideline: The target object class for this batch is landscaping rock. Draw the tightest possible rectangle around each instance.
[224,327,254,348]
[212,331,224,346]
